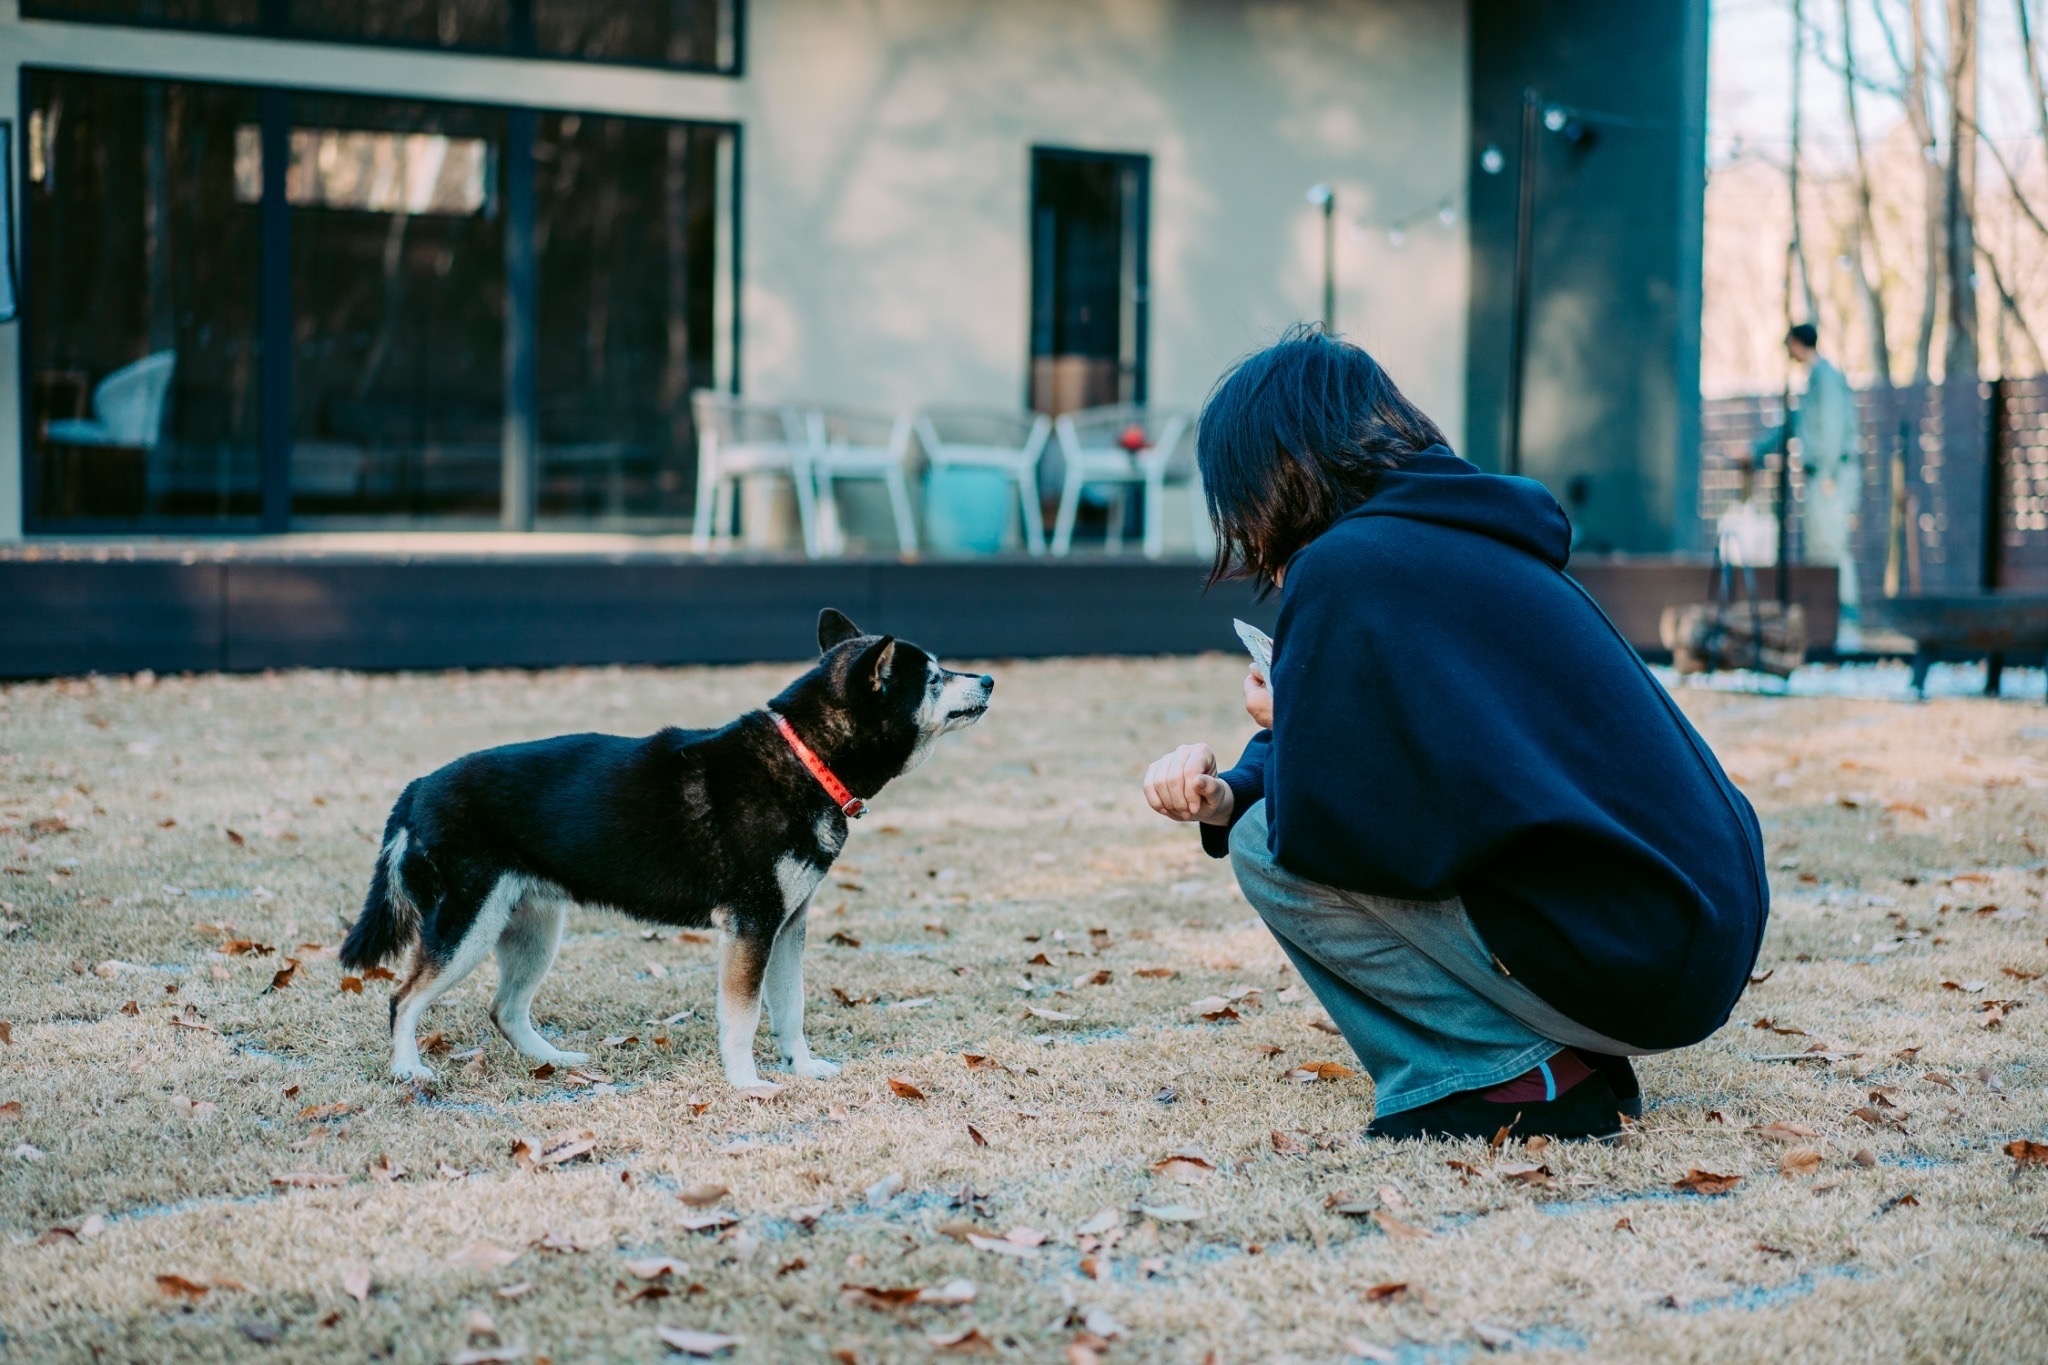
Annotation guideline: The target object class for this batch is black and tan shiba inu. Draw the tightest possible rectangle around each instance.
[339,609,993,1089]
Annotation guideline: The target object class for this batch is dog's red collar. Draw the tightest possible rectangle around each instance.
[769,712,866,819]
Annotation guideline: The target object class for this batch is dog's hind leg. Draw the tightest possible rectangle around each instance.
[763,904,837,1080]
[387,873,521,1084]
[490,889,586,1068]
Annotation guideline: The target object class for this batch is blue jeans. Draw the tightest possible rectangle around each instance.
[1227,801,1655,1117]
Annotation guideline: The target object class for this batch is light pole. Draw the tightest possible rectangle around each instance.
[1307,183,1334,333]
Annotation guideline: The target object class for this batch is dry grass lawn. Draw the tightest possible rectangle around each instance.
[2,655,2047,1363]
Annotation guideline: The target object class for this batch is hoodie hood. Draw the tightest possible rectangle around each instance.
[1333,446,1572,569]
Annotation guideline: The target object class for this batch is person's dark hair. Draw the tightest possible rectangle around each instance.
[1787,322,1818,349]
[1197,324,1447,592]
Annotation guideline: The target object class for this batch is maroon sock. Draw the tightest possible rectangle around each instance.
[1481,1049,1593,1104]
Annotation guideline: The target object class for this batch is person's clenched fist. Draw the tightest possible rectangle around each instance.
[1142,743,1235,826]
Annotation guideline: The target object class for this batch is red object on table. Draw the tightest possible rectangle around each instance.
[1117,425,1149,453]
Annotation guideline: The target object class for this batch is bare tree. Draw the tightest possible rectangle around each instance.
[1840,0,1897,385]
[1944,0,1981,382]
[1873,0,1946,383]
[1789,0,1824,329]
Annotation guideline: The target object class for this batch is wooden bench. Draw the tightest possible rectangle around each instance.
[1868,593,2048,698]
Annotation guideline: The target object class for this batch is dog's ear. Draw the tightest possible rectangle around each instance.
[851,635,897,692]
[817,608,863,653]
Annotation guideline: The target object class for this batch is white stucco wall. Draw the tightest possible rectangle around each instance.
[0,0,1468,540]
[742,0,1468,428]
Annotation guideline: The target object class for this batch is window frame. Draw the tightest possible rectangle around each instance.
[17,0,747,79]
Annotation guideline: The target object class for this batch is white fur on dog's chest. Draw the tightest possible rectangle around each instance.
[774,853,828,912]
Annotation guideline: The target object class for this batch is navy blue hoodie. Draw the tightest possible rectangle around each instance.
[1203,448,1767,1049]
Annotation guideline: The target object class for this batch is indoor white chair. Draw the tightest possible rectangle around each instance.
[799,406,919,556]
[691,390,818,555]
[1050,404,1193,558]
[45,350,176,450]
[912,407,1052,556]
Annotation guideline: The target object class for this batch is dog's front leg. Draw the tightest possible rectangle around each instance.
[715,923,772,1089]
[764,903,838,1080]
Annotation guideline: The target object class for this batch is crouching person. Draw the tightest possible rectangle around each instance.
[1144,328,1768,1142]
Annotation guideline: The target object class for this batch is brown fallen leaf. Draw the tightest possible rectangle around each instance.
[271,1171,347,1188]
[961,1053,1002,1071]
[2007,1139,2048,1169]
[118,1000,141,1017]
[677,1183,730,1208]
[369,1154,406,1182]
[1271,1129,1309,1155]
[830,987,872,1007]
[1751,1121,1819,1144]
[1749,968,1774,984]
[1849,1106,1897,1128]
[1494,1161,1553,1188]
[0,1022,12,1044]
[298,1102,355,1122]
[1370,1209,1431,1241]
[169,1095,218,1122]
[1150,1153,1217,1184]
[532,1232,588,1254]
[926,1327,994,1354]
[966,1124,987,1147]
[267,958,300,991]
[1364,1281,1411,1303]
[1673,1169,1742,1195]
[1073,969,1112,988]
[364,965,397,982]
[678,1212,739,1233]
[339,976,363,994]
[157,1273,215,1299]
[225,829,246,847]
[1851,1149,1877,1167]
[1778,1149,1824,1178]
[623,1256,690,1280]
[1283,1060,1357,1083]
[1134,967,1176,979]
[887,1077,927,1100]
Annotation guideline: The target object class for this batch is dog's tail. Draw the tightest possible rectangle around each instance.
[341,785,425,970]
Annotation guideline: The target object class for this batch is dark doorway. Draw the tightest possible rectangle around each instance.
[1029,147,1147,416]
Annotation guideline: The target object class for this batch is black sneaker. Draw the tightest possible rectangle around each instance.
[1576,1052,1642,1120]
[1365,1071,1627,1142]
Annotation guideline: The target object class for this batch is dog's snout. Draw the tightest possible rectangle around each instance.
[978,675,995,691]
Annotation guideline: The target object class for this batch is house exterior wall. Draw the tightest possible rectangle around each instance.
[0,0,1469,541]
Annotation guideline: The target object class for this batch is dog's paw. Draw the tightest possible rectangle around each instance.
[539,1048,589,1067]
[789,1057,841,1080]
[391,1060,438,1085]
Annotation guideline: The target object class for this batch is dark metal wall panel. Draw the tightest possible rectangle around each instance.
[221,561,883,670]
[867,561,1270,659]
[1466,0,1709,553]
[1,554,1835,679]
[0,562,225,677]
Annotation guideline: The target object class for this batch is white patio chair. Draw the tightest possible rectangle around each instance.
[45,351,176,449]
[1050,404,1193,558]
[912,407,1052,556]
[799,406,919,556]
[691,390,818,555]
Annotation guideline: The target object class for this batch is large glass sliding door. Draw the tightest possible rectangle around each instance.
[284,96,509,524]
[534,113,726,525]
[24,71,264,523]
[22,66,735,534]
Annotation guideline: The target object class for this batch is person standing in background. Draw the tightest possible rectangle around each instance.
[1757,323,1861,650]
